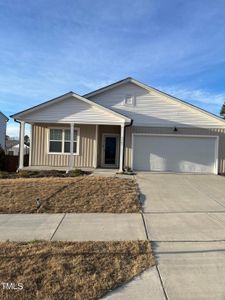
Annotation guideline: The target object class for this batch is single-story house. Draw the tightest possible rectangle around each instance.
[6,142,29,156]
[5,139,19,153]
[0,112,9,150]
[11,77,225,174]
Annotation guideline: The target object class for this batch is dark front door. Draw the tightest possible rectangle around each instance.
[104,136,117,165]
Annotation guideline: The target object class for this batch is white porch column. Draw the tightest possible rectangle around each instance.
[69,123,74,169]
[119,123,125,172]
[19,121,25,169]
[93,125,99,168]
[29,124,32,166]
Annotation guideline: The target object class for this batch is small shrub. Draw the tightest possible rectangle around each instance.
[17,170,39,178]
[68,169,84,177]
[118,166,136,175]
[124,166,133,173]
[15,169,91,178]
[36,170,66,178]
[0,171,8,179]
[29,240,41,244]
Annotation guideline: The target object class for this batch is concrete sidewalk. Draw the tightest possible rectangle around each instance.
[154,241,225,299]
[0,214,64,241]
[0,212,166,300]
[137,173,225,300]
[0,213,147,241]
[102,267,166,300]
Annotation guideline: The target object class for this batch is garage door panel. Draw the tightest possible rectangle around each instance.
[133,135,217,174]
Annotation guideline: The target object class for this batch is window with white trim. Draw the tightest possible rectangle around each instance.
[49,128,79,154]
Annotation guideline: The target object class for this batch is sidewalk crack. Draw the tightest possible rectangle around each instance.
[50,213,66,241]
[141,212,168,300]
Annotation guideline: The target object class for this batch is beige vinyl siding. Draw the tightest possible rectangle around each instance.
[97,125,120,167]
[32,124,95,168]
[124,126,225,174]
[89,82,225,128]
[22,97,124,124]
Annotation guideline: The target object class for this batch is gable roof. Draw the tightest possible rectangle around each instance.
[0,111,9,121]
[84,77,225,125]
[5,139,19,149]
[11,91,131,123]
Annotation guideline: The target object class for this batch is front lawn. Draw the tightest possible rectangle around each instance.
[0,177,140,213]
[0,241,154,300]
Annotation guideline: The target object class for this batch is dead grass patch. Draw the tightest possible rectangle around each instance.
[0,240,154,300]
[0,177,140,213]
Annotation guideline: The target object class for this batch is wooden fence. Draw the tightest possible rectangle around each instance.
[5,155,29,172]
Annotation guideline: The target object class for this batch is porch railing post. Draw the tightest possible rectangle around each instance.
[29,124,33,166]
[69,123,74,169]
[119,123,125,172]
[19,121,25,169]
[94,124,99,168]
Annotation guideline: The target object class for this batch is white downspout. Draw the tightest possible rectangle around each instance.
[19,121,25,169]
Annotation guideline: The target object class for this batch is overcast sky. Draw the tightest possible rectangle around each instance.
[1,0,225,137]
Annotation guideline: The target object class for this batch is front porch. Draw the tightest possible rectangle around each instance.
[12,91,131,172]
[18,123,126,172]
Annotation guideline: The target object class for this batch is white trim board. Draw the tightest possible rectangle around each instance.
[11,92,131,124]
[85,77,225,126]
[18,120,126,125]
[131,133,219,174]
[47,127,80,156]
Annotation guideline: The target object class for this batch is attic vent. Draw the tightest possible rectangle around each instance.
[124,95,135,106]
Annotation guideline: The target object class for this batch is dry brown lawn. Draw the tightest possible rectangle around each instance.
[0,241,154,300]
[0,177,140,213]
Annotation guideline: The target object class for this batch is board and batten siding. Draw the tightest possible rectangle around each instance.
[97,125,120,167]
[124,126,225,174]
[31,124,95,168]
[89,82,225,128]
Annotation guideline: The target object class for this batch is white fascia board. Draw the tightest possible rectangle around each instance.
[84,78,131,98]
[133,123,225,128]
[129,79,225,126]
[85,77,225,126]
[11,92,74,119]
[70,93,131,123]
[11,92,131,124]
[16,120,126,125]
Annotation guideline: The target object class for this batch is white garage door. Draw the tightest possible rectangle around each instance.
[133,135,218,174]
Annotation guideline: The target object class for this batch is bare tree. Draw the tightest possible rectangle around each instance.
[220,102,225,119]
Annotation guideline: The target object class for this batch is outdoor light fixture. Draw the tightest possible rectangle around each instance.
[174,126,178,132]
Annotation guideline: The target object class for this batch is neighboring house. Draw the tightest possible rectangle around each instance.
[11,77,225,174]
[0,112,9,150]
[5,139,19,153]
[6,141,29,156]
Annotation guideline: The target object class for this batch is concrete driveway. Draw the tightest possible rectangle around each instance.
[138,173,225,212]
[137,173,225,300]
